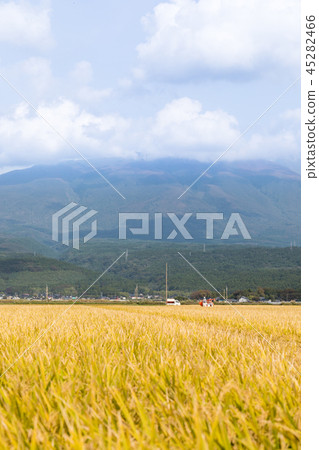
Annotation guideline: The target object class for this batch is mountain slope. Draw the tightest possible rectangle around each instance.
[0,158,300,248]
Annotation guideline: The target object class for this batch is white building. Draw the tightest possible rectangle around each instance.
[238,296,249,303]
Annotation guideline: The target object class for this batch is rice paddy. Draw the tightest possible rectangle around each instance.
[0,305,300,449]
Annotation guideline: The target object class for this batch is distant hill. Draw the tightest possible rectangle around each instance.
[0,243,301,297]
[62,240,301,293]
[0,158,300,248]
[0,235,57,257]
[0,254,96,295]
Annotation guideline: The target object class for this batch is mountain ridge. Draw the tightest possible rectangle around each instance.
[0,158,300,248]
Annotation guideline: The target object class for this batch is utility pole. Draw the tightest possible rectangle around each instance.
[45,285,48,301]
[203,243,206,253]
[165,263,168,302]
[125,249,128,262]
[226,285,228,301]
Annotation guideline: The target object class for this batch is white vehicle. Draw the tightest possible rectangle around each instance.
[166,298,181,306]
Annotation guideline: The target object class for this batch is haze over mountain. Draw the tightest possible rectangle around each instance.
[0,158,300,251]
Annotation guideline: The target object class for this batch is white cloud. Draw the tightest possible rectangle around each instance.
[142,99,300,164]
[247,108,300,160]
[137,0,300,81]
[0,98,130,166]
[70,61,112,103]
[229,130,298,162]
[1,58,112,106]
[0,165,31,175]
[145,97,240,160]
[17,57,54,96]
[0,57,55,104]
[280,108,301,122]
[0,95,300,167]
[76,86,112,103]
[222,108,301,162]
[0,1,53,49]
[70,61,94,85]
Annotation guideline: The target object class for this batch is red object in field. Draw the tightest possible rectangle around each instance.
[199,298,214,307]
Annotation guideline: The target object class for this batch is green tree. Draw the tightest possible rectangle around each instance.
[190,290,212,300]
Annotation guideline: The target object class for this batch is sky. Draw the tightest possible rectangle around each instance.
[0,0,300,173]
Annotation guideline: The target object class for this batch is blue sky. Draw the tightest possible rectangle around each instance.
[0,0,300,173]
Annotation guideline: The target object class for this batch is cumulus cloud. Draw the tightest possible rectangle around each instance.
[0,95,300,167]
[0,1,53,49]
[137,0,300,81]
[0,99,130,166]
[142,99,300,163]
[145,97,240,160]
[1,58,112,106]
[220,108,301,164]
[241,108,300,161]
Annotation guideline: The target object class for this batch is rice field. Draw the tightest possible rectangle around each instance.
[0,305,300,449]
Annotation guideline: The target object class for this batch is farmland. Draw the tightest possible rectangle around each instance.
[0,305,300,449]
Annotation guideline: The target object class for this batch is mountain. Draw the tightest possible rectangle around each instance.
[0,158,300,249]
